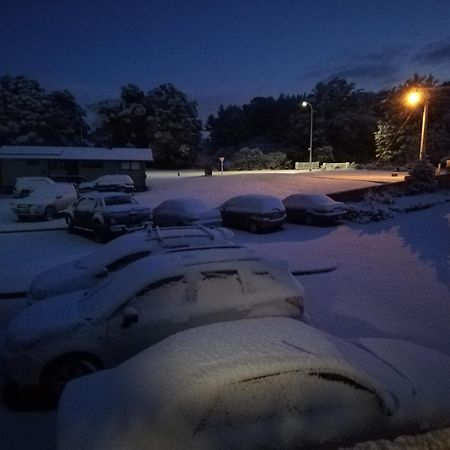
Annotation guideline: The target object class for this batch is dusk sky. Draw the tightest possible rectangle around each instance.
[1,0,450,119]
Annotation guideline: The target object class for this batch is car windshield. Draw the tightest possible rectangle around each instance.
[104,196,137,206]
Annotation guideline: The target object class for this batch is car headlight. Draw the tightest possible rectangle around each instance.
[7,335,42,352]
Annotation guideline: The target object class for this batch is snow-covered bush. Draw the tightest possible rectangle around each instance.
[404,159,437,193]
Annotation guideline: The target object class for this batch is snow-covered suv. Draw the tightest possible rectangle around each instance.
[2,247,305,398]
[27,225,235,303]
[11,183,78,221]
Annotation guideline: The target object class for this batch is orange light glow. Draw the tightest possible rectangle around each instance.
[406,90,422,106]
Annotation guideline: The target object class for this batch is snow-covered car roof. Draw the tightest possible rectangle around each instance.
[58,317,450,450]
[28,226,235,301]
[95,174,133,183]
[223,194,285,211]
[154,198,212,213]
[77,246,279,320]
[283,194,344,207]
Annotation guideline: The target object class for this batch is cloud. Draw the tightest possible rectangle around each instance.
[304,46,411,87]
[413,37,450,66]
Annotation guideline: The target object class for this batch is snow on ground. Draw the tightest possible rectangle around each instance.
[0,170,448,450]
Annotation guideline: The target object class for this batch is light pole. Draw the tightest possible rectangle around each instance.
[302,101,313,170]
[219,156,224,175]
[406,90,428,160]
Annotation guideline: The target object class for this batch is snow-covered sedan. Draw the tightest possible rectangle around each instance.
[58,318,450,450]
[65,192,151,242]
[283,193,346,225]
[152,198,222,227]
[220,194,286,233]
[27,225,235,303]
[77,174,135,193]
[2,247,305,399]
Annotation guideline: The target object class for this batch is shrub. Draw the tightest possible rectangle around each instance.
[404,159,437,193]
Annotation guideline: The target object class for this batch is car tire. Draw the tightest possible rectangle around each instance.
[43,357,100,400]
[305,214,315,226]
[93,222,108,243]
[66,215,74,233]
[44,206,56,221]
[249,220,259,233]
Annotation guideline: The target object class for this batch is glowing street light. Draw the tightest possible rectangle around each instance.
[405,89,428,160]
[302,101,313,171]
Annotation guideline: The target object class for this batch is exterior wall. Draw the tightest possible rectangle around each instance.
[1,159,48,188]
[0,158,147,191]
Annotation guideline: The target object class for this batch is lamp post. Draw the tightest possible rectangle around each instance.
[219,156,224,175]
[406,90,428,160]
[302,101,313,171]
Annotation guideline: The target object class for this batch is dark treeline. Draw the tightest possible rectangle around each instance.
[1,74,449,168]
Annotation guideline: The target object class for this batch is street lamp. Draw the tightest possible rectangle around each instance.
[302,101,313,171]
[219,156,224,175]
[406,89,428,160]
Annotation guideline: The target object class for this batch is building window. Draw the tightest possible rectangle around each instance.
[120,161,140,171]
[81,161,104,169]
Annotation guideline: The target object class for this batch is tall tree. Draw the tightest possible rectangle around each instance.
[375,74,450,164]
[91,83,148,148]
[146,84,202,168]
[288,78,379,162]
[0,75,88,146]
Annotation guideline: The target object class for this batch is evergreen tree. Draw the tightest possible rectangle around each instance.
[0,75,88,146]
[146,84,202,168]
[374,74,450,164]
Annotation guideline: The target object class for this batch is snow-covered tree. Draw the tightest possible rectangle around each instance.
[374,74,450,164]
[0,75,88,146]
[146,84,202,168]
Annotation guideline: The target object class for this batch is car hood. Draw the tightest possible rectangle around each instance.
[105,204,151,214]
[7,291,83,342]
[28,260,99,302]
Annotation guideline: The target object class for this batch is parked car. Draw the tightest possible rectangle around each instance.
[10,183,78,221]
[57,317,450,450]
[65,192,151,242]
[12,176,55,197]
[283,194,346,225]
[78,174,135,193]
[220,194,286,233]
[1,248,305,398]
[152,198,222,227]
[27,225,235,303]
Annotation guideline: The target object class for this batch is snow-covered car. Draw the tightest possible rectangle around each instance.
[57,317,450,450]
[65,192,151,242]
[10,183,78,221]
[1,248,305,399]
[27,225,235,303]
[152,198,222,227]
[283,194,346,225]
[78,174,135,193]
[220,194,286,233]
[12,176,55,197]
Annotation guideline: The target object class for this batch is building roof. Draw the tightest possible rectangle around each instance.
[0,146,153,162]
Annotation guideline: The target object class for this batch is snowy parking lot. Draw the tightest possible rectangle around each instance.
[0,170,449,449]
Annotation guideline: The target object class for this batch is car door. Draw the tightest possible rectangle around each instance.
[73,197,96,228]
[54,186,65,212]
[105,275,189,364]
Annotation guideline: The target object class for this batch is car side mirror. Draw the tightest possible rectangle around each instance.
[121,306,139,329]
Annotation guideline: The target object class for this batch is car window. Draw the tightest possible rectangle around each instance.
[246,269,279,293]
[104,196,137,206]
[135,275,187,304]
[76,197,96,210]
[104,251,151,273]
[196,270,244,302]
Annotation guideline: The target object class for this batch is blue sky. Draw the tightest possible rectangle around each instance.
[1,0,450,118]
